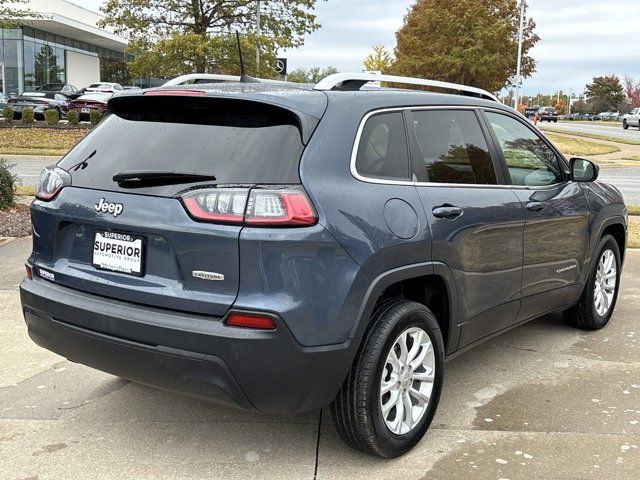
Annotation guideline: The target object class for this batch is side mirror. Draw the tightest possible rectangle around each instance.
[570,157,599,182]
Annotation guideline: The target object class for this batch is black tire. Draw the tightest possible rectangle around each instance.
[623,120,628,130]
[330,300,444,458]
[564,234,621,330]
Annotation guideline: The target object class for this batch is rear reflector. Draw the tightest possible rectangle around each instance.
[144,90,206,97]
[225,312,277,330]
[25,264,33,280]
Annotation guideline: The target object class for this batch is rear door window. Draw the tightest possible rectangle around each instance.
[58,97,306,196]
[355,111,410,180]
[411,109,497,185]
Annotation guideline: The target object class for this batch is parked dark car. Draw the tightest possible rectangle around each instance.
[68,92,112,120]
[537,106,558,122]
[21,74,628,458]
[37,83,81,98]
[8,91,70,119]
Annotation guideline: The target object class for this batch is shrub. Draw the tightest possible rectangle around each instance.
[67,109,79,125]
[44,108,59,125]
[0,159,17,209]
[21,108,35,124]
[2,106,12,124]
[89,109,102,125]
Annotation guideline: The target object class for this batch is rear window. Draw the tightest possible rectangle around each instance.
[59,97,305,195]
[355,112,410,180]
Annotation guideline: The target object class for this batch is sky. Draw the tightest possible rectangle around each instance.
[75,0,640,96]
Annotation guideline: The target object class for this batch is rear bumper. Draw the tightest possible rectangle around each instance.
[20,277,356,414]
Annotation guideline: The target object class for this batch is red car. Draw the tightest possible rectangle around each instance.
[68,93,112,120]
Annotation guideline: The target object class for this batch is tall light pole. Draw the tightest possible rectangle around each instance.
[514,0,525,109]
[256,0,261,76]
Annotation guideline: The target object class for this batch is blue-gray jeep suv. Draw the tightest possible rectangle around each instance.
[20,73,628,458]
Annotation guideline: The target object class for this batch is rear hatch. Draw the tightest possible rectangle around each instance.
[31,92,323,316]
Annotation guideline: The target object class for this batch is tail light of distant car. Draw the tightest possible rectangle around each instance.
[35,167,70,201]
[180,186,317,227]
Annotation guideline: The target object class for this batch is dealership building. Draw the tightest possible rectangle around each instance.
[0,0,128,96]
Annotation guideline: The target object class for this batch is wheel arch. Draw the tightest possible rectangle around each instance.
[350,262,460,355]
[578,214,627,295]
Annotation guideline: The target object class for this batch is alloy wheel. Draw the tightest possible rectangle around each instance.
[594,249,617,316]
[380,327,435,435]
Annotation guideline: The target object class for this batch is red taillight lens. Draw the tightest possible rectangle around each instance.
[245,188,317,226]
[25,264,33,280]
[35,167,68,201]
[225,312,277,330]
[180,186,317,227]
[181,188,249,224]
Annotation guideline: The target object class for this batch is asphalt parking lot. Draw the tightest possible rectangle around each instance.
[1,237,639,479]
[542,121,640,143]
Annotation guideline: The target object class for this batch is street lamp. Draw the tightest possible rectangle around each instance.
[256,0,261,75]
[514,0,525,109]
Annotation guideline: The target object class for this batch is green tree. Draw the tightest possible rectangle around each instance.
[287,66,338,83]
[99,0,324,78]
[0,0,37,28]
[363,44,393,73]
[392,0,539,93]
[585,75,624,112]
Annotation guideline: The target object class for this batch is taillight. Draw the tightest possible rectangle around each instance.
[245,187,317,226]
[180,186,317,227]
[181,188,249,224]
[225,312,277,330]
[35,166,70,201]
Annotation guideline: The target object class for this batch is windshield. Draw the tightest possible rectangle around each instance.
[58,97,306,196]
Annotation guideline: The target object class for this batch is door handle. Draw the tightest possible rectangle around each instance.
[432,205,463,219]
[526,201,546,212]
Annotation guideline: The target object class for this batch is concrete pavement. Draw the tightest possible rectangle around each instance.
[1,237,639,479]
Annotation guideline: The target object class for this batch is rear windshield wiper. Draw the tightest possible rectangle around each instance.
[113,170,216,187]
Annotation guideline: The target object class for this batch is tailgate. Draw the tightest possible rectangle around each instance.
[31,187,241,316]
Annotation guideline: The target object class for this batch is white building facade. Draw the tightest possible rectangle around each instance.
[1,0,128,96]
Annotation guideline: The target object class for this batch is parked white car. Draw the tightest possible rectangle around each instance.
[623,108,640,130]
[85,82,123,94]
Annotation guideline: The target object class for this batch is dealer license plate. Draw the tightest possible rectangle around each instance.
[92,231,144,276]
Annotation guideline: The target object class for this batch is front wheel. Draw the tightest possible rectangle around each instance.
[564,234,621,330]
[331,300,444,458]
[623,120,629,130]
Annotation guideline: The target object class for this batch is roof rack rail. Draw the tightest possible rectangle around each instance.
[162,73,289,87]
[314,72,499,102]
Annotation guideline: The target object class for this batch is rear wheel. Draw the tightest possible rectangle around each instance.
[564,234,621,330]
[331,300,444,458]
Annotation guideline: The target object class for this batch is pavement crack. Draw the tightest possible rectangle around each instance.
[313,408,323,480]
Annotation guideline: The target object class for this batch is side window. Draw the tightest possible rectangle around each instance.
[355,112,410,180]
[485,112,564,187]
[412,109,497,185]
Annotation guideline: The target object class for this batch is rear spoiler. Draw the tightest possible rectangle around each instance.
[106,94,321,144]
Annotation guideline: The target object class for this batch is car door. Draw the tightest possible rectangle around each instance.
[482,110,591,321]
[632,109,640,127]
[409,108,525,348]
